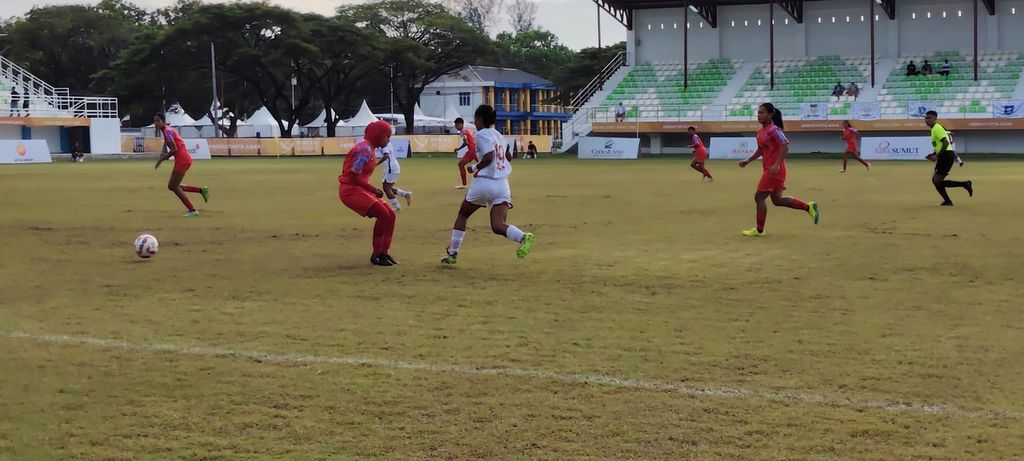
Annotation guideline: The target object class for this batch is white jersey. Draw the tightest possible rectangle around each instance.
[379,145,399,175]
[473,128,511,180]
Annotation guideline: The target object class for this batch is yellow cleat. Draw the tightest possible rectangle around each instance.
[741,227,765,237]
[808,201,820,225]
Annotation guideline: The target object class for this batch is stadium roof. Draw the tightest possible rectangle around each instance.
[593,0,1000,29]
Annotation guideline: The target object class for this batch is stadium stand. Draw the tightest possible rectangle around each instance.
[726,55,867,118]
[602,59,740,119]
[879,51,1022,117]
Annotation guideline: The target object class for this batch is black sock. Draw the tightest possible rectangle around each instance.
[942,180,968,189]
[934,182,952,203]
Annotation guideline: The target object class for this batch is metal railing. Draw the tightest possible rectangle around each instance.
[570,51,628,112]
[0,54,69,101]
[583,102,1010,123]
[1,94,119,118]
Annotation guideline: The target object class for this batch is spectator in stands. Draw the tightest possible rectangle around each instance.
[906,61,918,76]
[21,89,30,117]
[845,82,860,101]
[9,88,18,117]
[921,60,934,76]
[615,102,626,122]
[70,142,84,162]
[939,59,952,78]
[831,81,846,101]
[526,141,538,159]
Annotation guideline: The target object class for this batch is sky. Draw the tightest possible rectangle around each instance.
[2,0,627,50]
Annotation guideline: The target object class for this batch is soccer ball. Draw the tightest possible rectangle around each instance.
[134,234,159,259]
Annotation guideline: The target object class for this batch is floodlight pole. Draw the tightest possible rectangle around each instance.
[684,2,689,90]
[597,3,603,49]
[973,0,979,81]
[769,0,775,91]
[210,42,218,138]
[870,0,876,88]
[389,65,395,118]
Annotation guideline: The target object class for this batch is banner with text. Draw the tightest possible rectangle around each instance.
[849,102,882,121]
[860,137,931,160]
[183,139,212,160]
[907,101,940,118]
[800,103,830,120]
[709,137,757,160]
[993,100,1024,118]
[578,137,640,159]
[0,140,52,164]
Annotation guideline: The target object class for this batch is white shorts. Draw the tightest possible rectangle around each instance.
[465,177,512,207]
[382,173,400,184]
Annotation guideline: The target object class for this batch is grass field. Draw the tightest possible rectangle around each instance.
[1,156,1022,460]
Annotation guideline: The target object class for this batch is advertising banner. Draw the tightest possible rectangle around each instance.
[182,139,212,160]
[849,102,882,121]
[578,137,640,159]
[709,137,757,160]
[993,100,1024,119]
[860,137,932,160]
[800,103,830,120]
[0,140,51,164]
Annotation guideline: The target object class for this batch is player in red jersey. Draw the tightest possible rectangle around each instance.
[738,103,819,237]
[839,120,871,173]
[687,126,712,181]
[153,113,208,217]
[453,117,477,189]
[340,120,398,266]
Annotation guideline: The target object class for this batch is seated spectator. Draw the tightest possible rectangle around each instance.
[939,59,952,78]
[615,102,626,122]
[526,141,538,159]
[70,143,85,162]
[831,81,846,101]
[845,82,860,101]
[906,61,918,76]
[921,60,933,76]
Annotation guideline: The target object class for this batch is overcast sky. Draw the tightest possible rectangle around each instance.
[2,0,627,50]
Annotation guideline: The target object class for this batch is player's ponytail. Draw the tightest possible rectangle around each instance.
[760,102,784,130]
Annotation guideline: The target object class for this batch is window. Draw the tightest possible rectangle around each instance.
[458,92,471,106]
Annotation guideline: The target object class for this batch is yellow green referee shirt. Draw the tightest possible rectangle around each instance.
[931,123,949,154]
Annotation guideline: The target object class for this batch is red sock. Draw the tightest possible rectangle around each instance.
[174,189,194,211]
[181,185,201,193]
[756,210,767,231]
[789,198,810,211]
[367,202,396,254]
[459,167,468,186]
[699,166,713,178]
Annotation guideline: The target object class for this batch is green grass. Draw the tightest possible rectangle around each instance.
[1,157,1023,460]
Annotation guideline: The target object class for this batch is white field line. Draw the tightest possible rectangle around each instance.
[2,330,1020,420]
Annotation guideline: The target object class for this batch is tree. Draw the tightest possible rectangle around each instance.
[299,15,381,137]
[492,29,573,85]
[554,42,626,105]
[506,0,538,33]
[341,0,492,134]
[0,4,142,93]
[442,0,505,34]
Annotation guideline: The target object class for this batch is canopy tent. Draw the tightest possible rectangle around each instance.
[182,100,255,138]
[145,102,196,129]
[247,105,299,138]
[442,100,462,122]
[346,100,379,127]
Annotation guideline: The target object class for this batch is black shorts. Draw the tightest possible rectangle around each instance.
[935,152,955,176]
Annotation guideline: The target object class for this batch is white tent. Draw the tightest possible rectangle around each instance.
[146,102,196,130]
[246,105,299,138]
[182,100,255,138]
[442,100,462,122]
[346,100,379,127]
[414,103,427,119]
[302,108,346,137]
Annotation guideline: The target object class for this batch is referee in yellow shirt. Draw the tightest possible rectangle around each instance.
[925,111,972,206]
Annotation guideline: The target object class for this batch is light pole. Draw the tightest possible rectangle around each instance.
[290,75,297,109]
[388,65,395,117]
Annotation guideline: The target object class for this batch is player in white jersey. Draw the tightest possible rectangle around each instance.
[441,105,535,264]
[376,137,412,211]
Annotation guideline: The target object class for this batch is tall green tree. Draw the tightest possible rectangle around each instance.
[1,4,142,93]
[341,0,493,133]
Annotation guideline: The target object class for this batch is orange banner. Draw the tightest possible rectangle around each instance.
[593,118,1024,134]
[0,116,91,127]
[119,134,557,155]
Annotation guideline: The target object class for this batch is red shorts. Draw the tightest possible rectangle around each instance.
[694,149,708,163]
[173,159,192,173]
[339,186,383,217]
[757,172,787,192]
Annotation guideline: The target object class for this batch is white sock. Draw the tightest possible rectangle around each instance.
[389,198,400,209]
[395,189,410,198]
[504,225,525,243]
[450,229,465,253]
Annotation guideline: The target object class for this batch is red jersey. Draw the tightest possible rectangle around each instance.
[339,140,377,189]
[757,123,789,174]
[162,126,192,163]
[843,127,859,153]
[691,133,708,156]
[461,128,477,162]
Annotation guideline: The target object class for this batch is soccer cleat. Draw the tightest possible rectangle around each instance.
[441,250,458,265]
[404,191,413,207]
[837,169,847,173]
[516,233,535,259]
[866,163,872,171]
[454,185,467,190]
[808,201,820,225]
[940,201,954,206]
[741,227,765,237]
[966,181,973,197]
[383,254,399,265]
[184,210,200,217]
[200,186,210,203]
[371,254,394,266]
